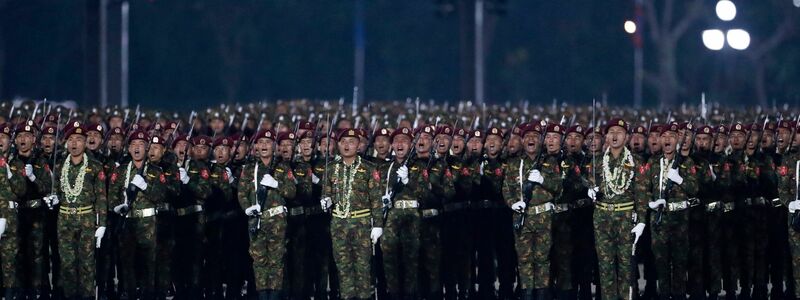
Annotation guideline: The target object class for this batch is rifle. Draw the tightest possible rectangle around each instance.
[655,118,699,226]
[784,114,800,154]
[500,118,519,158]
[249,151,277,237]
[322,113,335,212]
[384,129,424,221]
[46,112,63,210]
[181,111,198,170]
[514,120,548,232]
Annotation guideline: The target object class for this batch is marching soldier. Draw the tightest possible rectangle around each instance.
[239,129,296,300]
[320,128,382,300]
[206,136,241,299]
[574,125,602,300]
[149,133,181,300]
[51,124,108,300]
[0,122,27,300]
[441,127,473,300]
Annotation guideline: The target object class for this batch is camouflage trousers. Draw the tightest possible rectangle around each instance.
[593,210,634,300]
[419,216,442,298]
[0,211,20,289]
[551,212,573,291]
[305,213,333,298]
[441,210,473,297]
[331,216,372,299]
[788,212,800,298]
[155,214,175,294]
[56,213,96,298]
[381,208,420,295]
[687,207,705,297]
[650,210,688,297]
[741,207,769,292]
[767,206,790,297]
[285,214,306,298]
[118,217,158,294]
[704,211,724,293]
[19,209,46,290]
[248,213,286,291]
[515,211,552,290]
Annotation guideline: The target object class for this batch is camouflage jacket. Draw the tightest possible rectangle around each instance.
[0,156,28,212]
[643,153,699,204]
[502,153,562,207]
[444,155,472,205]
[108,161,167,210]
[13,151,53,209]
[54,155,108,226]
[174,160,212,209]
[376,157,431,204]
[467,155,505,205]
[286,158,314,208]
[586,148,649,219]
[423,156,455,209]
[207,162,239,217]
[237,158,296,212]
[321,156,382,222]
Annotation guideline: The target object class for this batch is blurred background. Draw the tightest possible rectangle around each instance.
[0,0,798,109]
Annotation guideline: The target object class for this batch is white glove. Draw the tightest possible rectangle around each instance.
[396,165,409,185]
[709,165,717,181]
[45,195,60,208]
[115,162,120,168]
[95,227,106,248]
[312,173,320,184]
[226,167,235,184]
[260,174,279,188]
[370,227,383,244]
[25,164,35,181]
[0,218,6,239]
[179,168,190,184]
[667,168,683,185]
[321,197,332,210]
[5,165,11,179]
[587,186,599,201]
[649,199,667,210]
[381,194,393,209]
[631,222,646,245]
[131,174,148,191]
[511,201,526,212]
[245,204,262,216]
[113,204,129,215]
[479,161,485,175]
[527,169,544,184]
[789,200,800,213]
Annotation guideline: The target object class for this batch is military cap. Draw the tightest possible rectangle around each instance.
[172,134,191,149]
[730,123,746,133]
[63,124,87,138]
[128,130,149,143]
[649,124,662,134]
[15,122,36,134]
[298,121,316,131]
[566,124,586,136]
[414,125,435,136]
[467,129,484,141]
[605,118,629,134]
[109,127,125,137]
[149,135,165,146]
[435,125,453,136]
[338,128,360,140]
[545,123,565,135]
[0,123,12,137]
[778,120,793,130]
[86,123,104,134]
[391,127,413,142]
[521,121,545,136]
[213,136,234,148]
[41,126,57,136]
[695,125,714,136]
[764,122,776,132]
[191,135,212,147]
[660,123,679,135]
[298,130,314,140]
[630,125,647,135]
[276,131,296,144]
[252,129,276,142]
[486,127,504,138]
[716,125,729,135]
[374,128,391,138]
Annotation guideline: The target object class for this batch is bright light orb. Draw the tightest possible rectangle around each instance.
[716,0,737,21]
[794,0,799,8]
[702,29,725,50]
[624,20,637,34]
[727,29,750,50]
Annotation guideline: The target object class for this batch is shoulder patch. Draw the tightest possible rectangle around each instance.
[275,168,285,173]
[779,166,788,176]
[638,165,647,175]
[160,174,166,183]
[98,170,106,181]
[445,168,453,178]
[0,157,6,168]
[372,169,381,181]
[494,168,503,177]
[690,165,697,175]
[287,169,294,180]
[461,167,470,176]
[111,172,118,183]
[423,169,429,180]
[201,169,209,180]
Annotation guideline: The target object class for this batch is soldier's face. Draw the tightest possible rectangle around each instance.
[522,132,539,155]
[777,128,791,150]
[41,134,55,154]
[358,136,368,153]
[193,144,210,161]
[660,132,678,155]
[588,133,603,152]
[605,127,627,150]
[762,131,775,149]
[86,131,102,151]
[629,134,645,152]
[713,133,727,153]
[391,136,412,160]
[746,131,759,151]
[695,134,712,152]
[128,140,147,162]
[416,133,433,156]
[279,140,294,160]
[435,134,452,155]
[15,132,34,153]
[508,135,521,154]
[173,140,190,162]
[148,144,165,162]
[299,137,314,157]
[254,138,274,158]
[214,145,231,164]
[451,136,465,156]
[467,137,483,156]
[211,119,225,134]
[236,142,249,160]
[485,135,502,156]
[66,135,86,157]
[374,136,391,156]
[109,117,123,129]
[337,137,359,158]
[565,133,583,153]
[108,135,123,153]
[545,132,561,154]
[730,131,745,150]
[0,134,9,154]
[648,132,661,153]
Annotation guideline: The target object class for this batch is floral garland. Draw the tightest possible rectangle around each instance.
[601,146,634,196]
[122,161,148,205]
[61,153,88,203]
[659,156,673,193]
[332,156,362,218]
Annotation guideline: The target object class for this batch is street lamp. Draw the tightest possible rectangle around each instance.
[702,30,725,51]
[726,29,750,50]
[624,20,637,34]
[715,0,737,21]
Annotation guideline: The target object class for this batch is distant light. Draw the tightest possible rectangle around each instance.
[702,29,725,50]
[727,29,750,50]
[716,0,737,21]
[794,0,800,7]
[624,20,637,34]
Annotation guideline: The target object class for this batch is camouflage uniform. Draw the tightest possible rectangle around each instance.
[53,155,108,299]
[553,151,588,299]
[0,155,27,299]
[14,150,52,297]
[237,158,296,295]
[573,152,599,300]
[695,149,731,297]
[153,152,180,298]
[777,147,800,298]
[307,156,336,299]
[322,155,382,300]
[284,158,313,299]
[419,155,454,300]
[205,161,242,298]
[173,159,212,298]
[441,154,474,300]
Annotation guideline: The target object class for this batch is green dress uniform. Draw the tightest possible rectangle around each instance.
[0,154,28,299]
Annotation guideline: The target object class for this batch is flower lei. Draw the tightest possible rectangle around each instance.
[659,156,673,192]
[122,161,148,205]
[61,153,88,203]
[332,156,362,218]
[601,146,634,196]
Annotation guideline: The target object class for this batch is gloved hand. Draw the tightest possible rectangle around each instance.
[709,165,717,181]
[95,226,106,248]
[5,165,11,179]
[225,167,235,184]
[649,199,667,210]
[381,194,392,209]
[479,161,485,175]
[113,204,130,215]
[370,227,383,244]
[587,186,600,201]
[396,165,409,185]
[0,218,6,239]
[631,222,646,245]
[45,195,60,208]
[179,168,190,184]
[511,201,526,212]
[321,197,332,210]
[527,169,544,184]
[667,168,683,185]
[25,164,36,182]
[312,173,320,184]
[245,204,262,216]
[131,174,148,190]
[789,200,800,213]
[260,174,279,188]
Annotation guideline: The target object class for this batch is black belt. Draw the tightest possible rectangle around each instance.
[156,203,175,214]
[443,202,470,212]
[473,199,499,209]
[305,205,325,215]
[573,198,593,209]
[21,198,43,209]
[743,197,768,206]
[288,206,306,216]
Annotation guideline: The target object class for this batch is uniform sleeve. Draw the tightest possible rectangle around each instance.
[93,161,108,226]
[108,168,123,208]
[676,158,699,197]
[634,158,652,222]
[429,159,454,200]
[294,164,314,200]
[187,162,212,205]
[274,162,296,202]
[540,156,562,195]
[5,160,27,198]
[502,158,521,206]
[33,157,53,195]
[778,160,796,206]
[368,164,384,225]
[161,165,180,199]
[141,167,165,205]
[238,164,254,210]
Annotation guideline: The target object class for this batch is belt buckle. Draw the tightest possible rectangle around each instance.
[607,203,616,211]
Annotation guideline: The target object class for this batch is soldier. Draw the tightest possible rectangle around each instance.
[574,125,602,300]
[0,122,27,300]
[320,128,382,300]
[504,122,561,300]
[441,127,473,300]
[765,121,790,300]
[147,133,180,300]
[629,125,648,159]
[51,124,108,300]
[109,130,167,299]
[206,136,241,299]
[586,118,648,300]
[779,123,800,300]
[239,129,296,300]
